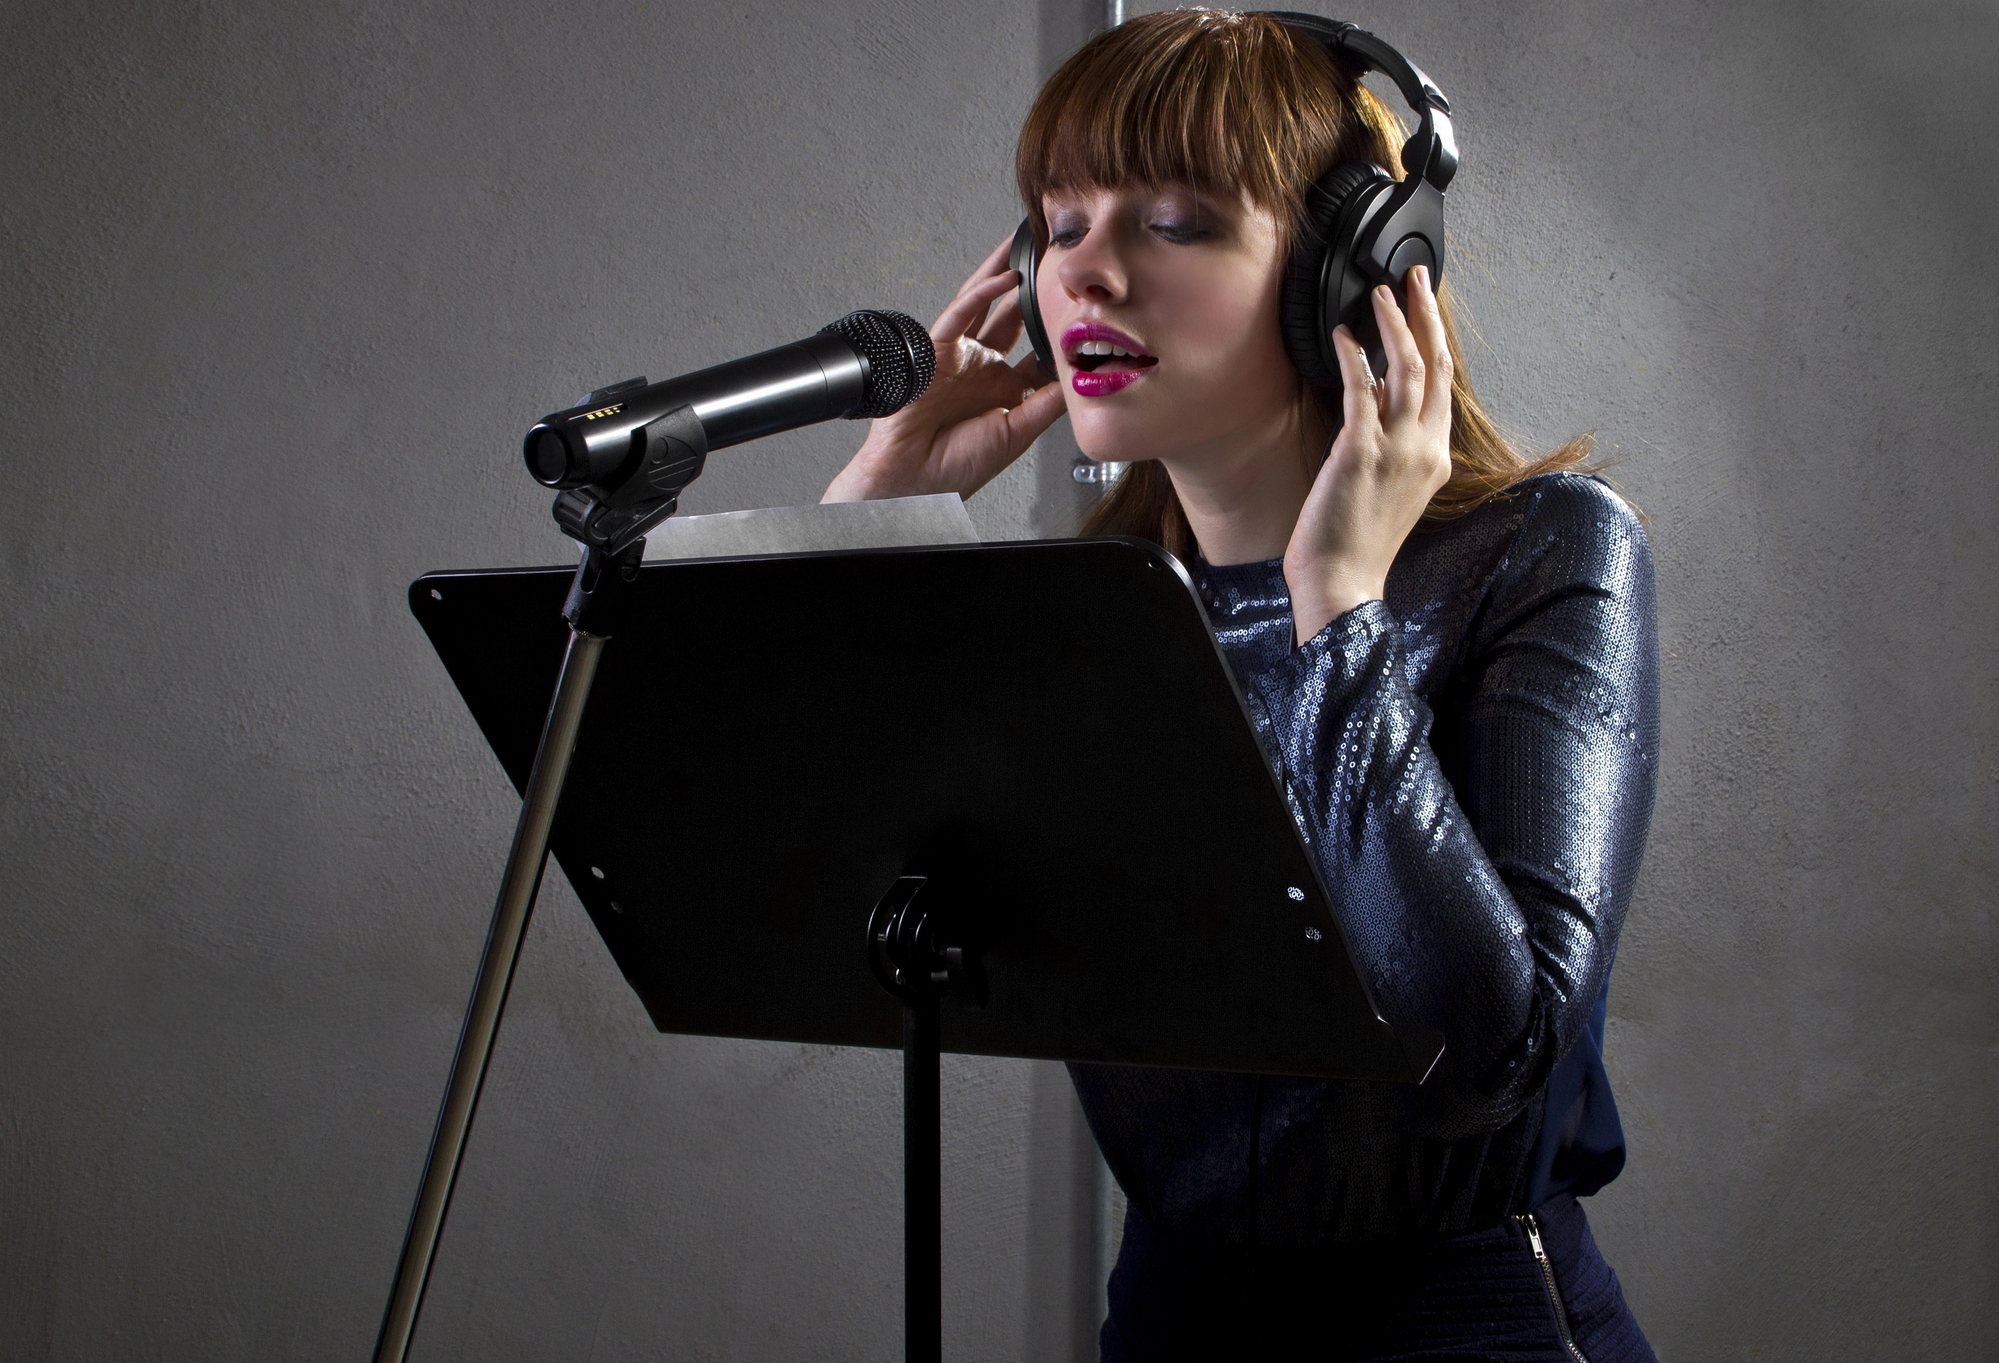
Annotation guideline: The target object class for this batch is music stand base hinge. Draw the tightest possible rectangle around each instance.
[868,874,983,1363]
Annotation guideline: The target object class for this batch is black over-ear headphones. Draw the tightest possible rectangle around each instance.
[1008,13,1457,394]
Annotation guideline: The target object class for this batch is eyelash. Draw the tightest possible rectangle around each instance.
[1047,219,1210,248]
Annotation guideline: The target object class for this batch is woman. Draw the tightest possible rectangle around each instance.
[827,11,1657,1360]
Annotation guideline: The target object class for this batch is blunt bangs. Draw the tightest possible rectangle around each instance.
[1015,9,1405,249]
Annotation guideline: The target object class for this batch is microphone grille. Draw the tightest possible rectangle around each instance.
[823,309,936,417]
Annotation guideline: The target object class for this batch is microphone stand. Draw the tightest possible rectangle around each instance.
[371,402,705,1363]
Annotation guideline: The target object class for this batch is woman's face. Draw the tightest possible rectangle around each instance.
[1038,184,1301,467]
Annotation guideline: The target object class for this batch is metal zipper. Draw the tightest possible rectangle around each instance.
[1515,1212,1589,1363]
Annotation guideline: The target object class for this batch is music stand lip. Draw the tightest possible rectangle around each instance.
[409,534,1443,1087]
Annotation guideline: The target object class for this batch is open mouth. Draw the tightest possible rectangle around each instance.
[1061,323,1157,396]
[1062,324,1158,374]
[1068,339,1158,374]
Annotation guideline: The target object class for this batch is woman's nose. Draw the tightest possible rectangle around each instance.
[1055,224,1128,304]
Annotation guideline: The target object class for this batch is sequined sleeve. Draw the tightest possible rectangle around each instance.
[1236,476,1659,1139]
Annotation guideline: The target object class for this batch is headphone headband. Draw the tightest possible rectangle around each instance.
[1262,12,1457,191]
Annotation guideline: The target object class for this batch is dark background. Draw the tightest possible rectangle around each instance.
[2,0,1992,1357]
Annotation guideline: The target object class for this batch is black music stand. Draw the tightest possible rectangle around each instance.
[404,537,1442,1360]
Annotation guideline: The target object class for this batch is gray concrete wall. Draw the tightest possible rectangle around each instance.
[1,1,1991,1359]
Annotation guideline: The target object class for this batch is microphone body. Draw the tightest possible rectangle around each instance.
[526,333,860,489]
[526,310,934,491]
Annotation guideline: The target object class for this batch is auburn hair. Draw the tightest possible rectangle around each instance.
[1015,8,1592,554]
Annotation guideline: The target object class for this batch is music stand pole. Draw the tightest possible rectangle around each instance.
[372,542,641,1363]
[868,874,979,1363]
[904,995,941,1363]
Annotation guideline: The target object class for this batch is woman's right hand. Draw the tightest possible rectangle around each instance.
[822,236,1066,503]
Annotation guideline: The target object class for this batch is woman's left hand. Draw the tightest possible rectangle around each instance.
[1283,264,1455,644]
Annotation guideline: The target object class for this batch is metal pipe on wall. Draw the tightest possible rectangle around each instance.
[1074,0,1132,496]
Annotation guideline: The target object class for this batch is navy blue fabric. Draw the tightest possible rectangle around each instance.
[1523,988,1625,1210]
[1101,1193,1655,1362]
[1071,474,1658,1245]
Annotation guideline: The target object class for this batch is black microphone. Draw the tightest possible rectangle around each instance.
[524,309,936,491]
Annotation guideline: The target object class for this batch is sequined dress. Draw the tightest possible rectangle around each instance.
[1070,471,1660,1248]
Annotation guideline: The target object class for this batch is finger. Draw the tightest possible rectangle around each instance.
[944,235,1019,314]
[976,288,1024,353]
[946,234,1019,300]
[932,269,1018,344]
[1001,379,1068,461]
[948,380,1068,500]
[1371,283,1425,421]
[1331,324,1380,435]
[1009,347,1057,388]
[1404,265,1454,428]
[975,232,1018,283]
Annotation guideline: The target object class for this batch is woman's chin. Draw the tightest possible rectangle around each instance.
[1067,412,1156,465]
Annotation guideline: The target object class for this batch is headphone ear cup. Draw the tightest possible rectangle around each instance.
[1282,162,1392,389]
[1008,218,1056,378]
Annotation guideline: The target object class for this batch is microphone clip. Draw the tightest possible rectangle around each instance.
[550,403,709,556]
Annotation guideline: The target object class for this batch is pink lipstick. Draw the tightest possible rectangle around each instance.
[1060,321,1157,398]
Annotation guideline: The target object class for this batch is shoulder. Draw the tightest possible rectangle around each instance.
[1490,472,1653,599]
[1508,471,1645,546]
[1427,472,1658,666]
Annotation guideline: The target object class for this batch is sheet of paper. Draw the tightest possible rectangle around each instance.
[642,494,979,560]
